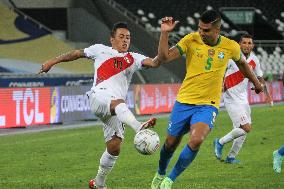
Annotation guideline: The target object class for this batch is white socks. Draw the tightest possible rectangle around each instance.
[95,150,118,187]
[115,103,141,132]
[227,135,247,158]
[219,128,247,145]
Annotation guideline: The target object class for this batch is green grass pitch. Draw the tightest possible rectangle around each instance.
[0,104,284,188]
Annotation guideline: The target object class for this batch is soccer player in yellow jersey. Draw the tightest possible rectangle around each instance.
[151,10,263,189]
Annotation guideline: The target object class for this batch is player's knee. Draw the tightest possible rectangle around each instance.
[241,124,251,133]
[111,99,125,115]
[165,138,179,152]
[106,137,122,156]
[107,145,120,156]
[189,137,204,150]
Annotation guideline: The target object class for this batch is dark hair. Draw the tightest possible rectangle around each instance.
[240,33,253,42]
[111,22,129,37]
[200,10,221,26]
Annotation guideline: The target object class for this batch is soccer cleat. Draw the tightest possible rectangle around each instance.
[214,138,223,160]
[140,117,157,131]
[89,179,107,189]
[151,172,166,189]
[273,150,283,173]
[225,157,241,164]
[160,177,173,189]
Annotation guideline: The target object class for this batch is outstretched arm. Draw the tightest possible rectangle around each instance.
[158,17,180,63]
[38,49,85,74]
[142,17,180,68]
[142,47,181,68]
[235,58,263,94]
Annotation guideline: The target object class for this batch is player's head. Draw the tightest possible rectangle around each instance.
[110,22,130,53]
[239,33,254,56]
[198,10,221,45]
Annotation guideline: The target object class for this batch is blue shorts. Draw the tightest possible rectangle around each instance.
[168,101,219,137]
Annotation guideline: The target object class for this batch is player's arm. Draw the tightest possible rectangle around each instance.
[258,76,273,106]
[38,49,85,74]
[141,57,163,68]
[142,46,180,68]
[235,58,263,94]
[142,17,180,68]
[157,17,181,63]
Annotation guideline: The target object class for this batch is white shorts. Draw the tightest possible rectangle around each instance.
[88,90,125,142]
[225,103,251,128]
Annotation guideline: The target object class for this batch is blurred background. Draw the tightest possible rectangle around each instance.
[0,0,283,128]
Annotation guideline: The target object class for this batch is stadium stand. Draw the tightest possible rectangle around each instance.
[256,44,284,79]
[1,0,283,80]
[113,0,284,79]
[0,2,93,74]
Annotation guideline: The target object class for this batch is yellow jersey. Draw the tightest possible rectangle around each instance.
[176,32,241,108]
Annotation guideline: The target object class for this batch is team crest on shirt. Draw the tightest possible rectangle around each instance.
[208,49,215,58]
[218,52,225,59]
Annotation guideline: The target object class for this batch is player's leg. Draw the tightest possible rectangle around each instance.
[151,101,191,189]
[89,91,155,133]
[151,135,182,189]
[225,135,246,164]
[92,137,121,188]
[214,103,249,160]
[163,122,209,186]
[225,104,251,163]
[160,105,218,189]
[89,117,125,189]
[112,99,156,132]
[273,145,284,173]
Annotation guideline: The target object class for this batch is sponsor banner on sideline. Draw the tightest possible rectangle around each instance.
[134,84,180,115]
[248,81,283,104]
[57,86,94,122]
[0,88,51,128]
[134,82,283,115]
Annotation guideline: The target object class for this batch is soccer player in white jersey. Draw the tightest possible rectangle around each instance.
[214,34,272,163]
[39,22,162,189]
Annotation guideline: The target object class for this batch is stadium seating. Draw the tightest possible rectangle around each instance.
[114,0,284,79]
[114,0,238,39]
[257,46,284,77]
[0,2,93,74]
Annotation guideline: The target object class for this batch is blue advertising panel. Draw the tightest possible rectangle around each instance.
[0,75,93,87]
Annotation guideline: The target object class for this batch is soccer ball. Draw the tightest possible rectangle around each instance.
[134,129,160,155]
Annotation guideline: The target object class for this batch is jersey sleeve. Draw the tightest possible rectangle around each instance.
[176,34,192,56]
[254,56,263,77]
[132,52,148,71]
[84,44,104,59]
[230,41,241,62]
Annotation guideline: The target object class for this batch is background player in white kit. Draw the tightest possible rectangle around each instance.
[214,34,272,163]
[39,22,162,189]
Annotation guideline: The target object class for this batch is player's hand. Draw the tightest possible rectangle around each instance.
[161,17,179,32]
[265,95,274,107]
[253,83,264,94]
[38,61,53,74]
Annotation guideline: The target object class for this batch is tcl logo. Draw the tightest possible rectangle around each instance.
[0,88,51,128]
[13,89,43,125]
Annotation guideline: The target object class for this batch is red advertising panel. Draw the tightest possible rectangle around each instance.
[134,82,283,114]
[134,84,180,115]
[270,81,283,102]
[0,88,51,128]
[247,82,266,104]
[248,81,283,104]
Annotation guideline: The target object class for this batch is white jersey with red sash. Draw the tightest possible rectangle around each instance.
[84,44,147,100]
[223,52,263,104]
